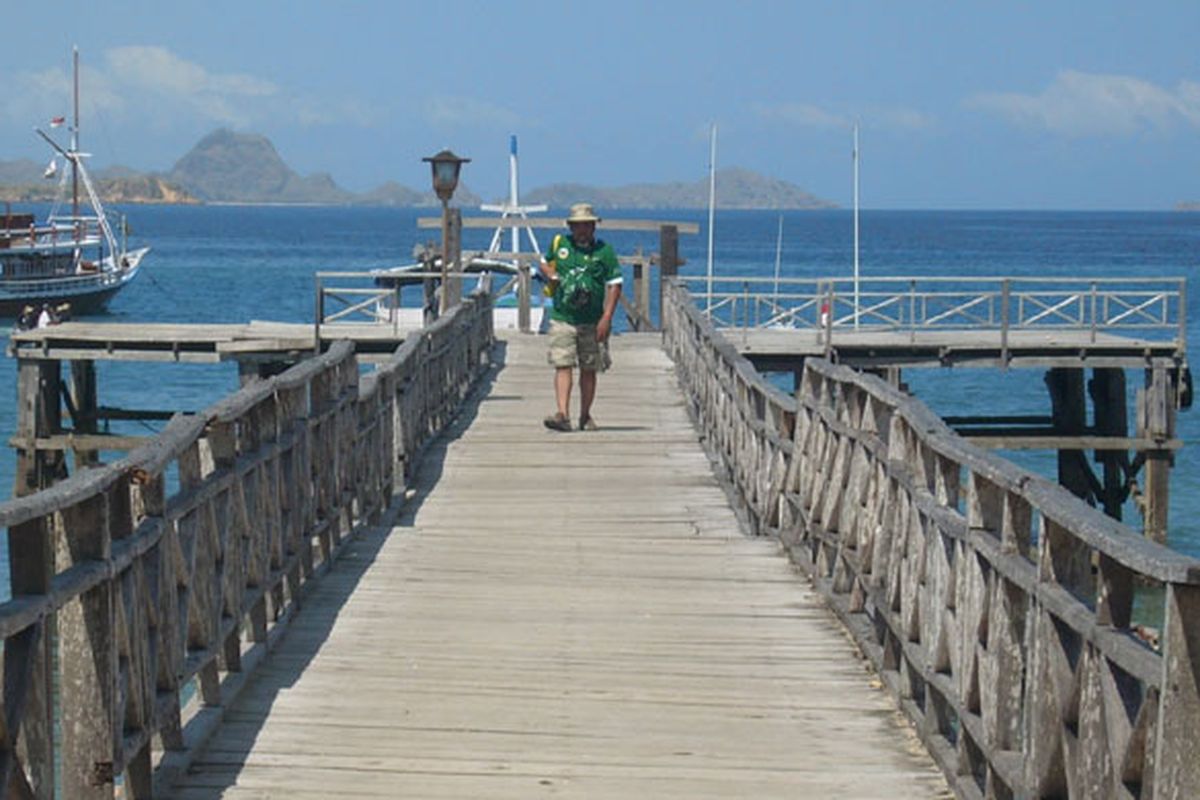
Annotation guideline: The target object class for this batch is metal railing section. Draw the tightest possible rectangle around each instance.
[684,275,1187,350]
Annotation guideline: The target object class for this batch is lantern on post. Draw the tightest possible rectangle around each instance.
[423,149,470,312]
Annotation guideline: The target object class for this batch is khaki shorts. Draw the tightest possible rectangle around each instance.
[547,320,611,372]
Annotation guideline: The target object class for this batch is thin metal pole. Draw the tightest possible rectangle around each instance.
[706,123,716,314]
[853,122,860,330]
[1179,278,1187,355]
[773,214,783,312]
[72,46,80,224]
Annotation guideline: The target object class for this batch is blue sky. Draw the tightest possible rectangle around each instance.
[0,1,1196,209]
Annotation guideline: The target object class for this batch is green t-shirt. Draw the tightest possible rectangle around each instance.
[546,233,622,325]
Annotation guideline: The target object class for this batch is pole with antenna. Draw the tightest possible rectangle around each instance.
[705,122,717,314]
[853,121,860,329]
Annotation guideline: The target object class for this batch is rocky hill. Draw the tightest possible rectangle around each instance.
[524,167,835,210]
[167,129,482,206]
[167,129,354,204]
[2,130,826,208]
[0,167,198,204]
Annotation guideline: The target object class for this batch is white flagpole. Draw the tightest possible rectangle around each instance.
[773,214,783,308]
[706,123,716,313]
[509,135,519,254]
[853,122,860,329]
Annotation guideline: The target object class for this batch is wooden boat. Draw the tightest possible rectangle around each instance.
[1,49,148,318]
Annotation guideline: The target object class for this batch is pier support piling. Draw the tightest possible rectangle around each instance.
[1089,367,1130,520]
[1138,366,1177,545]
[69,359,99,469]
[14,358,67,497]
[1046,367,1098,506]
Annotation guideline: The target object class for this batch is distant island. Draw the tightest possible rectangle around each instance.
[0,128,833,209]
[525,169,835,210]
[1176,201,1200,211]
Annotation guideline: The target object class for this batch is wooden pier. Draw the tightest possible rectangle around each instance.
[0,274,1196,799]
[165,332,949,799]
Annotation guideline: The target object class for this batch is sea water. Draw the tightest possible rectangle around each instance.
[0,206,1196,596]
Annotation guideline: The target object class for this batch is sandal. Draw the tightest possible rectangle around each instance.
[543,413,572,432]
[578,415,598,431]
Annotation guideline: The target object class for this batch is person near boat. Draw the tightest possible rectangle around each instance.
[540,203,622,432]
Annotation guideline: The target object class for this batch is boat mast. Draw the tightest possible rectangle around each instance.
[773,214,783,308]
[853,121,860,329]
[508,135,520,254]
[72,46,79,224]
[705,122,716,313]
[480,135,547,256]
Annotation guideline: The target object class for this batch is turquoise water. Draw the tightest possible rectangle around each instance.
[0,206,1197,597]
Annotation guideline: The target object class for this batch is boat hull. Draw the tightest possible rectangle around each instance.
[0,247,148,317]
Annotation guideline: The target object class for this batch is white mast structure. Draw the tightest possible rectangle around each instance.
[481,134,548,257]
[773,214,783,309]
[705,122,717,313]
[853,121,860,329]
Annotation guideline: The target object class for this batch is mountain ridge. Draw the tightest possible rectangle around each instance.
[1,128,831,209]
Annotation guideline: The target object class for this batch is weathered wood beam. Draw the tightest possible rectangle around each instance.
[417,216,701,234]
[962,434,1182,451]
[9,434,156,453]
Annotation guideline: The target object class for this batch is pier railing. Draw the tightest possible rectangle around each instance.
[663,278,1200,799]
[685,275,1187,350]
[0,293,494,798]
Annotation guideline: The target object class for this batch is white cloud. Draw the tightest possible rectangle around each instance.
[0,46,374,133]
[104,46,276,128]
[754,102,849,129]
[424,95,522,129]
[753,102,934,132]
[967,71,1200,137]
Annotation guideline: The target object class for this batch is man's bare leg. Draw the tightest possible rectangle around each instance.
[579,369,597,423]
[555,367,573,417]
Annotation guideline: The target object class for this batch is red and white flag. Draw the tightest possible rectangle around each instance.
[49,116,65,127]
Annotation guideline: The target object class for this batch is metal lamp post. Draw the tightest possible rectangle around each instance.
[423,149,470,313]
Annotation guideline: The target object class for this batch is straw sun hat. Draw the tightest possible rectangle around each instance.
[566,203,601,224]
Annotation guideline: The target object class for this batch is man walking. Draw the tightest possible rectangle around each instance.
[541,203,622,432]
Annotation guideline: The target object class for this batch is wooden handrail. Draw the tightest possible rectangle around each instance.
[0,294,495,798]
[662,278,1200,798]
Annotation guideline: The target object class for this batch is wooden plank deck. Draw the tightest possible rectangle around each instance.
[166,332,949,799]
[734,327,1182,370]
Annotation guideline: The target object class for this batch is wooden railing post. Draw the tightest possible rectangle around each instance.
[517,261,531,333]
[59,493,115,799]
[7,515,55,798]
[658,224,678,329]
[1156,583,1200,796]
